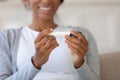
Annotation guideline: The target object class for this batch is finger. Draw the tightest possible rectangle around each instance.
[36,35,56,51]
[34,28,53,44]
[45,39,58,49]
[35,37,48,51]
[65,35,88,52]
[70,30,88,46]
[67,44,83,56]
[65,39,88,54]
[46,35,56,40]
[65,40,86,56]
[45,43,59,56]
[40,39,58,53]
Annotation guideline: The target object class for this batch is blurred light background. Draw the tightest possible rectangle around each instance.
[0,0,120,54]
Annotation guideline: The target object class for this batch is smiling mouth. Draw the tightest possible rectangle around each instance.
[40,7,52,10]
[38,6,53,11]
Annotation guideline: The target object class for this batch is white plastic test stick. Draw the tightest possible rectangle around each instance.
[49,31,70,36]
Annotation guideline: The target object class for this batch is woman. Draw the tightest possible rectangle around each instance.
[0,0,100,80]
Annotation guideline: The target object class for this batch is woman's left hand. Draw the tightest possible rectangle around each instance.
[65,30,88,69]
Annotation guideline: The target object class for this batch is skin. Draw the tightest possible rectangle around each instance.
[65,30,88,68]
[23,0,88,69]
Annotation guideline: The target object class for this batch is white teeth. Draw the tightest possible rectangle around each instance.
[40,7,52,11]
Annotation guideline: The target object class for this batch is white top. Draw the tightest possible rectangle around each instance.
[17,26,79,80]
[0,26,100,80]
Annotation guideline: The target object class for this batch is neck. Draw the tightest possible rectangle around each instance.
[30,18,57,32]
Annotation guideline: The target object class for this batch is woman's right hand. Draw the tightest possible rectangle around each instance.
[32,28,59,69]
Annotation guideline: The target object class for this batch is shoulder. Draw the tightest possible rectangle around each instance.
[0,28,21,38]
[0,28,22,45]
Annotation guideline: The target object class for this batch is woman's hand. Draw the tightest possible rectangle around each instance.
[65,30,88,69]
[32,28,59,69]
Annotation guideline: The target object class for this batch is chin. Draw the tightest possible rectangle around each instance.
[38,14,53,21]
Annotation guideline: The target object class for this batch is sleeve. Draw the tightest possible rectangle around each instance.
[0,31,39,80]
[75,28,100,80]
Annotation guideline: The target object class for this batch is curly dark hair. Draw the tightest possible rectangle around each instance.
[61,0,64,3]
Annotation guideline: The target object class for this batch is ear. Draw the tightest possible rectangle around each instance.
[22,0,31,10]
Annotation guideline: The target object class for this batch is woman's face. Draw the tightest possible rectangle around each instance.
[27,0,61,21]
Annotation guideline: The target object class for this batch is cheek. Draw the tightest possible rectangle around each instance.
[54,3,61,11]
[29,0,38,9]
[55,6,60,13]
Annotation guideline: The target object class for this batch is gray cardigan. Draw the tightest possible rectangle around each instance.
[0,27,100,80]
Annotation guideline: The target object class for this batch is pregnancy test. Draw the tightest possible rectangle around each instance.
[49,31,82,36]
[49,31,70,36]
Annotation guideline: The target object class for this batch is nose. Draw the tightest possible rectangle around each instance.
[41,0,52,4]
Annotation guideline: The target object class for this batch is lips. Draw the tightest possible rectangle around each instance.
[38,5,54,13]
[39,7,52,11]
